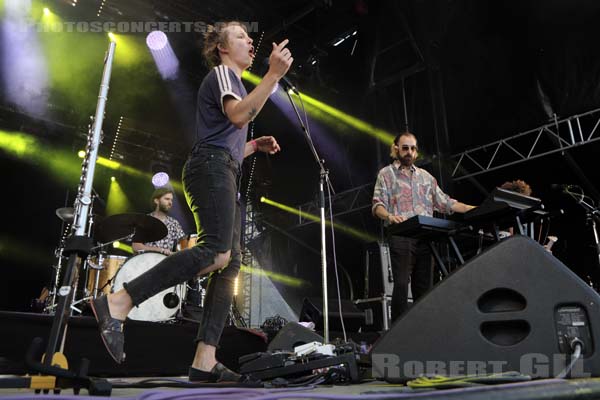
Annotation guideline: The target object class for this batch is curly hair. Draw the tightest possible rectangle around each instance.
[202,21,247,68]
[500,180,532,196]
[390,131,417,159]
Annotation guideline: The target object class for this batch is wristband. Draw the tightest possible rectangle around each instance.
[250,139,258,152]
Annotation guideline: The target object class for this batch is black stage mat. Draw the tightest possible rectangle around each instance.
[0,311,267,377]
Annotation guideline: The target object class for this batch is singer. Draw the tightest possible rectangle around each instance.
[89,21,292,382]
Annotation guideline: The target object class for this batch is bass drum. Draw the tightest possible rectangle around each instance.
[112,252,184,322]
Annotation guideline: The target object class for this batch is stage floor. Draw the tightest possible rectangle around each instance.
[4,377,600,399]
[4,310,600,399]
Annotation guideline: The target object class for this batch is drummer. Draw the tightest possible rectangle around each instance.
[132,188,186,256]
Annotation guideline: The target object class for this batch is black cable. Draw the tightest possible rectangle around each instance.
[556,342,583,379]
[109,377,263,389]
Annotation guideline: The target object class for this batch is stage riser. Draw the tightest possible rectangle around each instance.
[0,311,267,377]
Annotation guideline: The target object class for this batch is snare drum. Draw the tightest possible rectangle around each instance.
[86,255,127,296]
[178,233,199,250]
[111,252,185,322]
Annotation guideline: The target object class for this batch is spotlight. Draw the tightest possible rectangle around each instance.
[43,7,50,16]
[111,176,116,182]
[78,150,85,158]
[152,172,169,187]
[146,31,168,51]
[113,241,120,248]
[108,32,116,42]
[260,196,266,203]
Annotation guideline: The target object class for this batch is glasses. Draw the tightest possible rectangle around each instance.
[400,145,418,152]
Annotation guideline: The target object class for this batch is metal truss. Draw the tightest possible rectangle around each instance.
[450,108,600,181]
[237,202,259,327]
[293,182,374,229]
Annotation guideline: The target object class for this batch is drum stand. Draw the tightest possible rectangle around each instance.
[44,247,66,314]
[47,192,107,314]
[179,278,205,322]
[69,252,105,314]
[70,232,134,313]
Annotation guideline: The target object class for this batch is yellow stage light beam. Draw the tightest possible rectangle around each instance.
[242,70,261,86]
[299,94,394,144]
[94,155,185,193]
[112,240,133,254]
[260,196,377,242]
[240,264,307,288]
[106,177,132,215]
[0,235,52,265]
[106,32,148,67]
[0,130,82,185]
[39,4,60,27]
[1,130,184,197]
[242,71,395,144]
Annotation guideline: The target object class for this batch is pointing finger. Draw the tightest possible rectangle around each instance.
[276,39,290,51]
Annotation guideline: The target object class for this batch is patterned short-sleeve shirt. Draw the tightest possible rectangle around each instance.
[144,214,186,251]
[372,162,457,226]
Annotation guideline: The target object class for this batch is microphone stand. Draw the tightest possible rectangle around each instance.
[284,87,334,343]
[565,187,600,267]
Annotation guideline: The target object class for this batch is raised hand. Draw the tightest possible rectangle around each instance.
[255,136,281,155]
[268,39,293,79]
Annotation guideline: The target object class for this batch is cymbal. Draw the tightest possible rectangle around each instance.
[56,207,75,223]
[94,213,167,244]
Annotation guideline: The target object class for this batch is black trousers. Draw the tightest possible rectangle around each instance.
[124,146,241,347]
[388,236,433,321]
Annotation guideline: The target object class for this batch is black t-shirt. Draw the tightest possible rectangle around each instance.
[194,64,248,164]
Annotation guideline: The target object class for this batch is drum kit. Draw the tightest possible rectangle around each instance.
[48,209,206,323]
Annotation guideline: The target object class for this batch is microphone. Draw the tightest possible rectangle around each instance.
[92,187,107,208]
[551,184,578,191]
[552,184,585,203]
[279,75,299,95]
[262,57,299,95]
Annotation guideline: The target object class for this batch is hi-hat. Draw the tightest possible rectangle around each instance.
[94,213,167,243]
[55,207,75,223]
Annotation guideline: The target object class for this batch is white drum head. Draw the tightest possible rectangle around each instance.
[112,252,183,322]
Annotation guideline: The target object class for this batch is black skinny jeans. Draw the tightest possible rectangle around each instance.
[388,236,433,321]
[123,145,242,347]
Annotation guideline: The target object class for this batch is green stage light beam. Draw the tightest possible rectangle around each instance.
[261,196,377,242]
[106,177,132,215]
[242,71,395,144]
[240,264,307,288]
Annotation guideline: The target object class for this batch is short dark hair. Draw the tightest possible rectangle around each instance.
[390,131,417,159]
[151,187,173,209]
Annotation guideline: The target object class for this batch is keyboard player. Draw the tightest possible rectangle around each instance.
[372,131,476,321]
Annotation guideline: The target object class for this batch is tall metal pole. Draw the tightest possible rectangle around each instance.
[285,89,331,343]
[43,42,116,364]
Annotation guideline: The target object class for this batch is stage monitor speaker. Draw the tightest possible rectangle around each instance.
[267,322,324,352]
[371,235,600,382]
[299,297,365,333]
[364,241,394,298]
